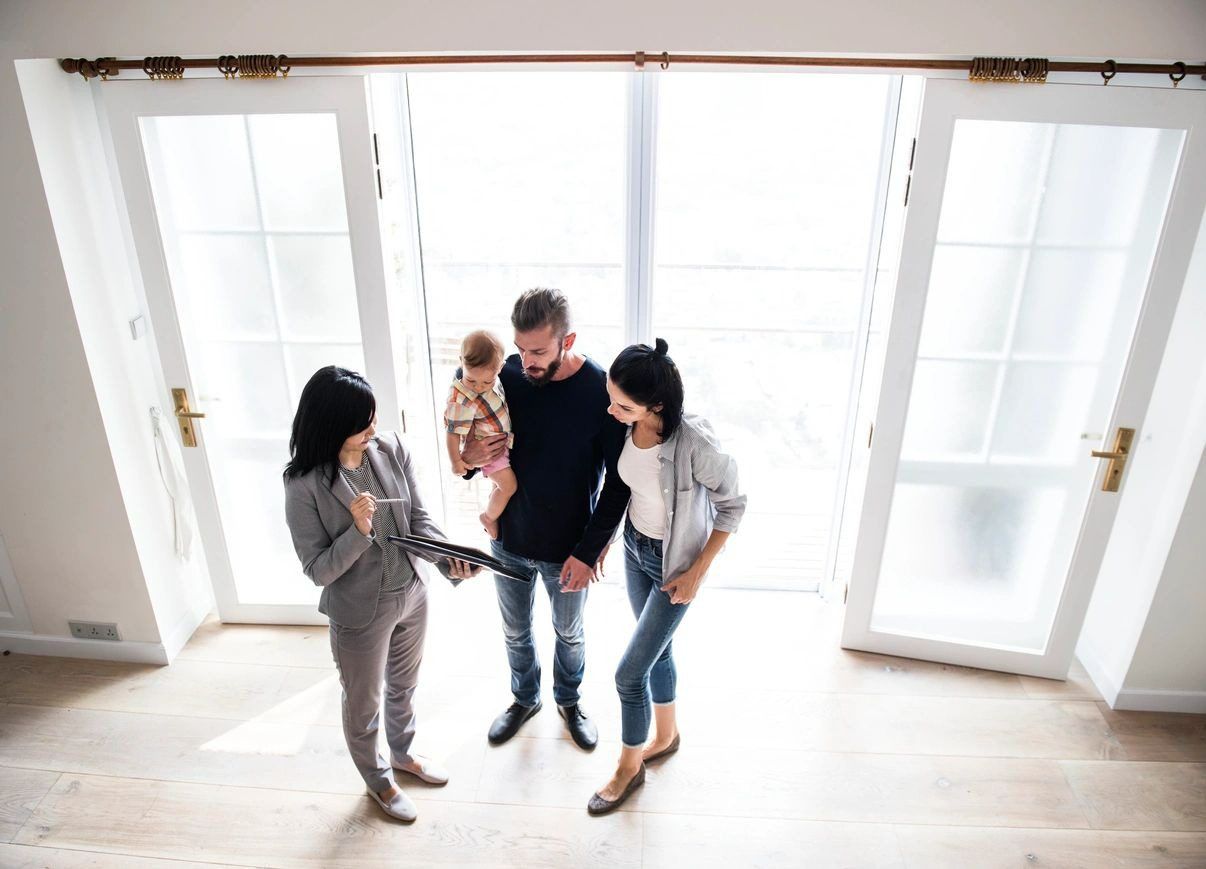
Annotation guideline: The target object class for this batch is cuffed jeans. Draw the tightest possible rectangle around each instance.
[328,583,427,794]
[616,521,690,748]
[490,539,587,708]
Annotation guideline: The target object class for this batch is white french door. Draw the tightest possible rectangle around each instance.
[104,77,395,624]
[842,80,1206,677]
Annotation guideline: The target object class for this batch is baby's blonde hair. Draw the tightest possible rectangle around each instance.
[460,330,506,370]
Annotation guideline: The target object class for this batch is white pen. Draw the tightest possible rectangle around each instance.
[373,498,405,503]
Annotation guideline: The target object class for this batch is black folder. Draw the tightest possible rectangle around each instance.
[388,534,531,582]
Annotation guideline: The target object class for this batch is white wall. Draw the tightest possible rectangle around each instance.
[3,0,1206,60]
[13,58,214,662]
[1076,208,1206,713]
[2,0,1205,674]
[1123,450,1206,705]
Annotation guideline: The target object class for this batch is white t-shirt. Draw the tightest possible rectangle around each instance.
[618,430,665,539]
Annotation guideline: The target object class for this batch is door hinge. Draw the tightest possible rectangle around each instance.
[372,133,383,200]
[908,137,916,170]
[903,174,912,207]
[867,422,874,448]
[903,136,916,206]
[400,408,407,433]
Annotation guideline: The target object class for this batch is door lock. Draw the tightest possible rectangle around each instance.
[172,388,206,447]
[1091,427,1135,493]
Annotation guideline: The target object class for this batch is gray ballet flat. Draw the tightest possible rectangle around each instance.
[587,764,646,816]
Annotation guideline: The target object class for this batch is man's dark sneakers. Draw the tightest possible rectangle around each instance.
[558,704,598,750]
[488,701,542,745]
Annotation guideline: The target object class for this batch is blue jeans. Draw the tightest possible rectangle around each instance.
[490,540,588,708]
[616,521,690,748]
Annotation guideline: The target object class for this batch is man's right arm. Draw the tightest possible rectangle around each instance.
[460,432,507,471]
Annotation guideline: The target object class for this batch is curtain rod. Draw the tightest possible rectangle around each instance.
[60,52,1206,84]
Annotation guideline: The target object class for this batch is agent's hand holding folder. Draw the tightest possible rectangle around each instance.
[389,534,531,583]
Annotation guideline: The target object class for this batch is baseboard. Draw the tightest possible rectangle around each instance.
[0,630,168,665]
[160,595,214,663]
[1073,647,1122,708]
[1113,687,1206,714]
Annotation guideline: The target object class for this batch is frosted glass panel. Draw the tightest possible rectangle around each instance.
[175,234,276,341]
[992,364,1096,462]
[919,246,1023,355]
[143,115,258,230]
[142,112,365,609]
[248,114,349,232]
[210,442,314,605]
[936,122,1047,245]
[285,343,366,396]
[1037,126,1162,246]
[194,342,292,437]
[271,234,361,341]
[901,361,997,459]
[876,484,1067,650]
[872,119,1183,652]
[1013,249,1127,359]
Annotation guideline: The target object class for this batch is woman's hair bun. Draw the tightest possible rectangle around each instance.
[653,337,669,356]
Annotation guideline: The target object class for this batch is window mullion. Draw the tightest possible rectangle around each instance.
[624,71,657,347]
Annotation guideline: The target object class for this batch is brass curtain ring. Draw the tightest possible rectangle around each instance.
[1170,62,1186,87]
[660,51,670,70]
[1101,59,1117,85]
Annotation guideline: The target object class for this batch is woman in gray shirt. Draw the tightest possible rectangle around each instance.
[570,340,746,815]
[284,366,479,822]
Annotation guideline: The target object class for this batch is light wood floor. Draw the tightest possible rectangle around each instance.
[1,580,1204,868]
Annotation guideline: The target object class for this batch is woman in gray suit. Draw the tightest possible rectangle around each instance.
[284,366,479,823]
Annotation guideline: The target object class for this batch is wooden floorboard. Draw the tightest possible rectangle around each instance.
[1,586,1202,868]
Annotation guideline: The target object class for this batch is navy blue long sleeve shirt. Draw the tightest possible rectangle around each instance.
[490,354,625,564]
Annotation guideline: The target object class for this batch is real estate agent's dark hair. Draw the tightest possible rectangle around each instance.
[609,338,684,442]
[285,366,376,482]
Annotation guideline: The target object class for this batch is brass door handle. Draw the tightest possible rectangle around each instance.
[171,387,204,447]
[1091,428,1135,492]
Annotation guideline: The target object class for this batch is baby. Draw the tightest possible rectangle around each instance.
[444,330,517,539]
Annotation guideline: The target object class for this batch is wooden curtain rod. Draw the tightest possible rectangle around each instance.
[60,52,1206,84]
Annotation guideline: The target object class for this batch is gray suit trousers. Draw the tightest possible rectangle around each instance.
[329,582,428,793]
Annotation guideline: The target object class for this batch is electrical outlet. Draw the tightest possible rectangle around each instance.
[69,620,121,642]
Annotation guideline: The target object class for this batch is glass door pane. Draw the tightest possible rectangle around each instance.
[141,112,366,607]
[404,72,629,540]
[870,120,1183,651]
[651,73,899,589]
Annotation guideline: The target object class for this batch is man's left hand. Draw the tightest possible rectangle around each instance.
[559,555,595,593]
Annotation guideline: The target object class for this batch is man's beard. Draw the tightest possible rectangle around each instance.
[523,350,563,386]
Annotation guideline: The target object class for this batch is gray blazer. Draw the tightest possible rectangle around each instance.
[284,432,455,629]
